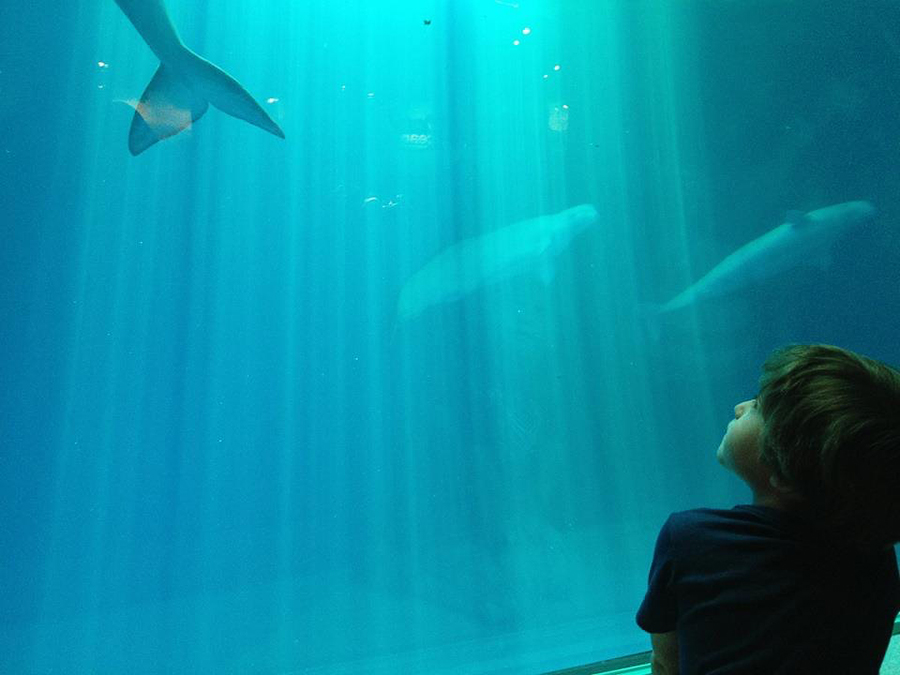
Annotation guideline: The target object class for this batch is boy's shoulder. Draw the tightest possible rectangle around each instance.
[666,504,787,530]
[661,504,813,553]
[669,504,804,528]
[663,505,897,566]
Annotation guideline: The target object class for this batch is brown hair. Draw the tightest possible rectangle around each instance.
[757,344,900,549]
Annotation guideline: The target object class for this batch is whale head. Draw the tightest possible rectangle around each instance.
[561,203,599,229]
[806,200,876,229]
[552,204,599,247]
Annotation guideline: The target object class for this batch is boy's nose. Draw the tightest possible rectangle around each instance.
[734,398,759,418]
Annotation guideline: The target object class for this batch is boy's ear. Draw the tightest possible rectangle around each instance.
[770,474,800,496]
[770,474,790,491]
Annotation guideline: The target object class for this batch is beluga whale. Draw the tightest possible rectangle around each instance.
[113,0,285,155]
[657,200,876,314]
[396,204,599,323]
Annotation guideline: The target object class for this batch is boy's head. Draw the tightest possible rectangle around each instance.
[755,344,900,549]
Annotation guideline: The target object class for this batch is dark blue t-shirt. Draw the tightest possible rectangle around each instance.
[636,505,900,674]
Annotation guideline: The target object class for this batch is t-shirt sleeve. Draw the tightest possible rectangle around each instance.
[636,516,678,633]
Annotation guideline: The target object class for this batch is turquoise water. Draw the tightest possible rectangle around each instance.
[1,1,898,673]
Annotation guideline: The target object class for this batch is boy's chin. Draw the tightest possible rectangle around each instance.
[716,441,726,464]
[716,443,734,471]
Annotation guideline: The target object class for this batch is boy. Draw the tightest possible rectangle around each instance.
[637,344,900,674]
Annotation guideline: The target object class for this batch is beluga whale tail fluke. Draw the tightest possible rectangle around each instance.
[113,0,284,155]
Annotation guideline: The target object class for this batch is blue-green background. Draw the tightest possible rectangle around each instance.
[1,1,898,673]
